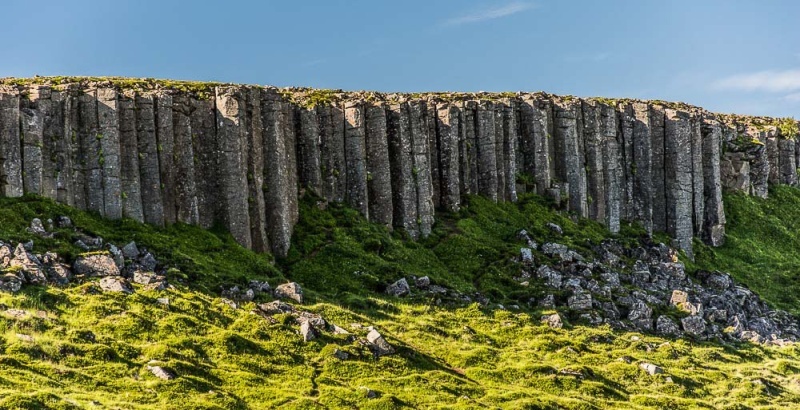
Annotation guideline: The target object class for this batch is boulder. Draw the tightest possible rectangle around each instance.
[520,248,534,266]
[386,278,411,297]
[366,329,395,357]
[414,276,430,289]
[541,313,563,329]
[639,362,664,375]
[121,242,140,259]
[145,365,175,380]
[73,254,120,276]
[568,292,592,311]
[547,222,563,235]
[299,320,316,342]
[275,282,304,304]
[656,316,682,336]
[681,315,707,337]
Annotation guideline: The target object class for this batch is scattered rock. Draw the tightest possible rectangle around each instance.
[639,362,663,375]
[547,222,563,235]
[414,276,431,289]
[139,252,158,271]
[275,282,304,304]
[248,280,271,293]
[541,313,563,329]
[299,320,316,342]
[656,316,682,336]
[366,329,395,357]
[99,276,133,294]
[156,297,170,306]
[520,248,534,266]
[145,365,176,380]
[333,349,349,360]
[517,229,538,249]
[73,254,120,277]
[54,215,72,228]
[568,292,593,311]
[681,316,707,337]
[386,278,411,297]
[258,300,296,315]
[3,308,28,319]
[121,242,140,259]
[16,334,34,343]
[27,219,49,237]
[108,244,124,268]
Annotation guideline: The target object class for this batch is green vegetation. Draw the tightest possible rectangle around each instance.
[1,191,800,408]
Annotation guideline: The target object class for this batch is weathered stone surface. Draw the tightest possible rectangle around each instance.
[519,96,551,195]
[617,102,635,221]
[190,97,219,228]
[436,103,461,212]
[344,101,369,217]
[73,254,120,277]
[582,101,606,223]
[214,86,252,249]
[409,101,435,237]
[20,86,45,196]
[96,88,123,220]
[154,92,176,224]
[146,365,175,380]
[386,278,411,297]
[275,282,303,304]
[245,88,269,253]
[600,103,622,232]
[541,313,563,329]
[426,101,441,209]
[366,329,395,357]
[554,99,588,217]
[51,87,76,206]
[262,90,295,257]
[476,101,499,201]
[365,103,393,227]
[690,112,706,236]
[681,315,707,337]
[297,106,323,195]
[649,105,667,232]
[387,103,419,238]
[502,100,518,202]
[639,363,663,375]
[171,94,199,224]
[664,109,694,255]
[494,102,506,202]
[79,88,101,212]
[779,138,797,186]
[119,92,144,222]
[701,118,726,246]
[632,103,653,234]
[99,276,133,293]
[317,104,346,203]
[0,86,23,197]
[136,93,165,226]
[568,292,593,311]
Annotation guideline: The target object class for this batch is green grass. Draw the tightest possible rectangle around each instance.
[0,191,799,409]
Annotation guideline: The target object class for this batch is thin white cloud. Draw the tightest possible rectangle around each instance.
[443,2,534,26]
[712,69,800,93]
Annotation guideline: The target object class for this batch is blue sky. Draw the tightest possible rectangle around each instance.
[2,0,799,117]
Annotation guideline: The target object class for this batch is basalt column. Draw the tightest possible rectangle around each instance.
[78,88,101,213]
[690,111,706,236]
[0,86,22,197]
[582,100,606,223]
[20,86,45,197]
[344,101,369,218]
[553,99,588,217]
[502,100,518,202]
[461,101,478,195]
[632,103,653,234]
[426,101,441,209]
[190,96,219,228]
[494,102,506,202]
[519,96,551,195]
[136,93,165,226]
[171,93,199,225]
[246,87,269,253]
[118,91,144,222]
[53,85,78,207]
[365,102,393,227]
[702,117,725,246]
[215,86,252,249]
[387,103,419,239]
[317,104,346,203]
[779,138,797,186]
[664,109,694,255]
[435,103,461,212]
[617,102,635,222]
[601,103,622,233]
[97,88,122,220]
[475,101,498,202]
[155,92,176,224]
[649,105,667,232]
[262,90,296,257]
[409,101,434,237]
[297,105,323,195]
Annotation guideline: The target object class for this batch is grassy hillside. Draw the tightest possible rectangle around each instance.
[0,192,800,409]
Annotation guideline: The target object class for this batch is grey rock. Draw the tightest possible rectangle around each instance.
[333,349,349,360]
[146,365,175,380]
[366,329,395,357]
[108,244,124,268]
[386,278,411,297]
[139,252,157,271]
[414,276,430,289]
[99,276,133,294]
[121,242,139,259]
[300,320,316,342]
[681,315,707,337]
[28,219,47,236]
[541,313,563,329]
[656,316,682,336]
[538,294,556,308]
[73,254,120,277]
[546,222,563,235]
[248,280,271,293]
[275,282,304,304]
[537,265,562,288]
[639,362,663,375]
[54,216,72,228]
[568,292,592,311]
[520,248,534,265]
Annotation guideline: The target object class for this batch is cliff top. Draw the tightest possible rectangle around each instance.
[1,75,796,135]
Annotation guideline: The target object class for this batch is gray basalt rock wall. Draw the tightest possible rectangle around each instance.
[1,79,798,258]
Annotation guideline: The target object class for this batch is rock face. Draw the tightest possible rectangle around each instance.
[1,78,799,257]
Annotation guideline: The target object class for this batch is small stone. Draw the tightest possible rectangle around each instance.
[414,276,431,289]
[54,215,72,228]
[300,320,316,342]
[99,276,133,294]
[156,297,170,306]
[332,325,350,335]
[23,240,33,252]
[3,308,28,319]
[656,315,682,336]
[146,365,175,380]
[275,282,304,304]
[386,278,411,297]
[108,244,124,268]
[568,292,592,311]
[221,298,238,309]
[333,349,349,360]
[639,362,663,375]
[681,316,707,337]
[16,333,34,343]
[366,329,395,357]
[541,313,563,329]
[121,242,140,259]
[546,222,563,235]
[360,386,378,399]
[538,294,555,308]
[248,280,271,293]
[73,254,120,277]
[258,300,295,315]
[520,248,534,266]
[139,252,158,271]
[133,270,158,285]
[28,219,47,236]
